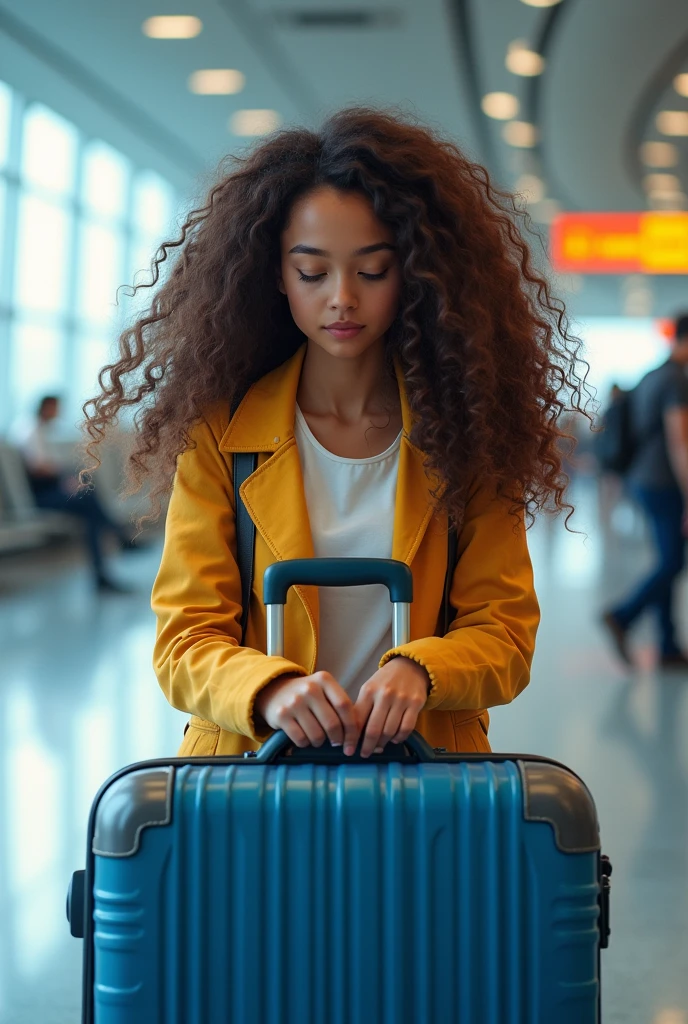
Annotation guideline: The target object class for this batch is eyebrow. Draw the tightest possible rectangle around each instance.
[287,242,396,257]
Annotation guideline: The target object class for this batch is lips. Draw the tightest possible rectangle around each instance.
[324,322,364,339]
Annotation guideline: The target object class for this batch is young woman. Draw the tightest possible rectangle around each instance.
[83,108,586,759]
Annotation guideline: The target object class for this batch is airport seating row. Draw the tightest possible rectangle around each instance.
[0,441,80,554]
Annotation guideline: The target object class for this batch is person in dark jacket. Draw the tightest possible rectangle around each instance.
[603,314,688,668]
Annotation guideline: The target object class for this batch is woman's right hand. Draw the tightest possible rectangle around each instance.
[254,671,360,753]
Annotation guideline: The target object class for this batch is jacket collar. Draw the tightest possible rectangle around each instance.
[219,343,419,453]
[219,343,443,573]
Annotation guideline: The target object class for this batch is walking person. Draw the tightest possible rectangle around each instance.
[81,108,589,757]
[603,314,688,668]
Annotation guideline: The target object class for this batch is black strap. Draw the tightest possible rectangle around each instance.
[231,391,257,646]
[442,528,458,636]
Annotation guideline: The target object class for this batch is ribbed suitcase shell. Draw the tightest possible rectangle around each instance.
[82,754,602,1024]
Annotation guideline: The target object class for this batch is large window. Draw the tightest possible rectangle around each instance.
[579,317,670,408]
[0,83,176,435]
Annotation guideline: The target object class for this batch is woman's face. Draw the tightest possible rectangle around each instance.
[279,186,402,359]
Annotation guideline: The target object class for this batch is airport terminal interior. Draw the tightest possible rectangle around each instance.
[1,0,688,1021]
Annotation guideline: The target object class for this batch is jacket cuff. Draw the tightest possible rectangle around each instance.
[379,644,440,699]
[233,658,309,742]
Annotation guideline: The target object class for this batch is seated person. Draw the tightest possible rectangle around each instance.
[20,395,132,593]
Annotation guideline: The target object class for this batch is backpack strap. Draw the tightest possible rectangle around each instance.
[231,391,257,646]
[442,527,458,636]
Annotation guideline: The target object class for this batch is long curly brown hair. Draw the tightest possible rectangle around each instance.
[82,107,589,528]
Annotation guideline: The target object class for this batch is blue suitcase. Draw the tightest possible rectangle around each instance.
[68,558,612,1023]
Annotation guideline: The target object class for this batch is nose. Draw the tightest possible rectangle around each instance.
[327,273,358,316]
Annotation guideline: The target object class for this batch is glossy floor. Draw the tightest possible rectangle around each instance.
[0,477,686,1023]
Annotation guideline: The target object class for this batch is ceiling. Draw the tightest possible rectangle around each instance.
[0,0,686,316]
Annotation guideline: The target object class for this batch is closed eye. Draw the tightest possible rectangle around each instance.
[298,271,326,282]
[297,269,389,282]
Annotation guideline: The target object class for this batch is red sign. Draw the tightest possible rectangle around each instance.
[551,212,688,274]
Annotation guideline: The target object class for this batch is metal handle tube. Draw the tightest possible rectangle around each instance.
[392,601,411,649]
[266,603,285,658]
[266,599,410,657]
[263,557,413,658]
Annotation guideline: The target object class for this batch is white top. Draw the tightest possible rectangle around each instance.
[19,420,68,474]
[294,406,402,700]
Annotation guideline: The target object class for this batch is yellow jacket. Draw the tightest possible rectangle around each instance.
[152,345,540,757]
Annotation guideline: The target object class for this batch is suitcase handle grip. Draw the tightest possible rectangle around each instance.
[263,558,413,656]
[263,558,413,605]
[255,728,437,763]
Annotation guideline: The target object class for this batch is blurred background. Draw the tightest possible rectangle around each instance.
[0,1,687,1021]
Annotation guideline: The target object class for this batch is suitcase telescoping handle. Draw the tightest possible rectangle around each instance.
[263,557,413,657]
[260,558,419,764]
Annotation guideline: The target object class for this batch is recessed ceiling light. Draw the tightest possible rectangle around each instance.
[652,1009,688,1024]
[515,173,545,202]
[674,73,688,98]
[481,92,519,120]
[640,141,679,167]
[520,0,561,6]
[142,16,202,39]
[644,173,681,192]
[503,121,538,148]
[656,110,688,136]
[506,41,545,77]
[189,70,245,95]
[230,110,281,136]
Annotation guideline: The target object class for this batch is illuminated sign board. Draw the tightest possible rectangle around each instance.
[551,212,688,274]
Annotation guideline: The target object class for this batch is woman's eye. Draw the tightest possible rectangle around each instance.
[298,271,325,282]
[359,270,389,280]
[296,268,389,282]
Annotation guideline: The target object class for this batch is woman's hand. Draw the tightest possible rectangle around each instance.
[254,671,360,751]
[353,657,430,758]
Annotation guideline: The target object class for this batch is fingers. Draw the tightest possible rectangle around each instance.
[265,671,431,757]
[359,699,404,759]
[391,706,421,745]
[304,678,345,746]
[319,674,360,752]
[270,672,360,751]
[294,706,328,748]
[279,719,310,749]
[352,689,374,756]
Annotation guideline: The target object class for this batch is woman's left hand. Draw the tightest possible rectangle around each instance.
[353,657,431,758]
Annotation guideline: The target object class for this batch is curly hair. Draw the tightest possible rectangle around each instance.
[82,106,589,528]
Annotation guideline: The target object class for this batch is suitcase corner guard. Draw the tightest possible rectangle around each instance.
[519,761,600,853]
[92,766,174,858]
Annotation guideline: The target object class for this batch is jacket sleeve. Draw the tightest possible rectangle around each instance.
[151,415,308,742]
[379,483,540,711]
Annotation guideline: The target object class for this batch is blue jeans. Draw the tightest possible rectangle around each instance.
[31,479,120,582]
[613,486,686,656]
